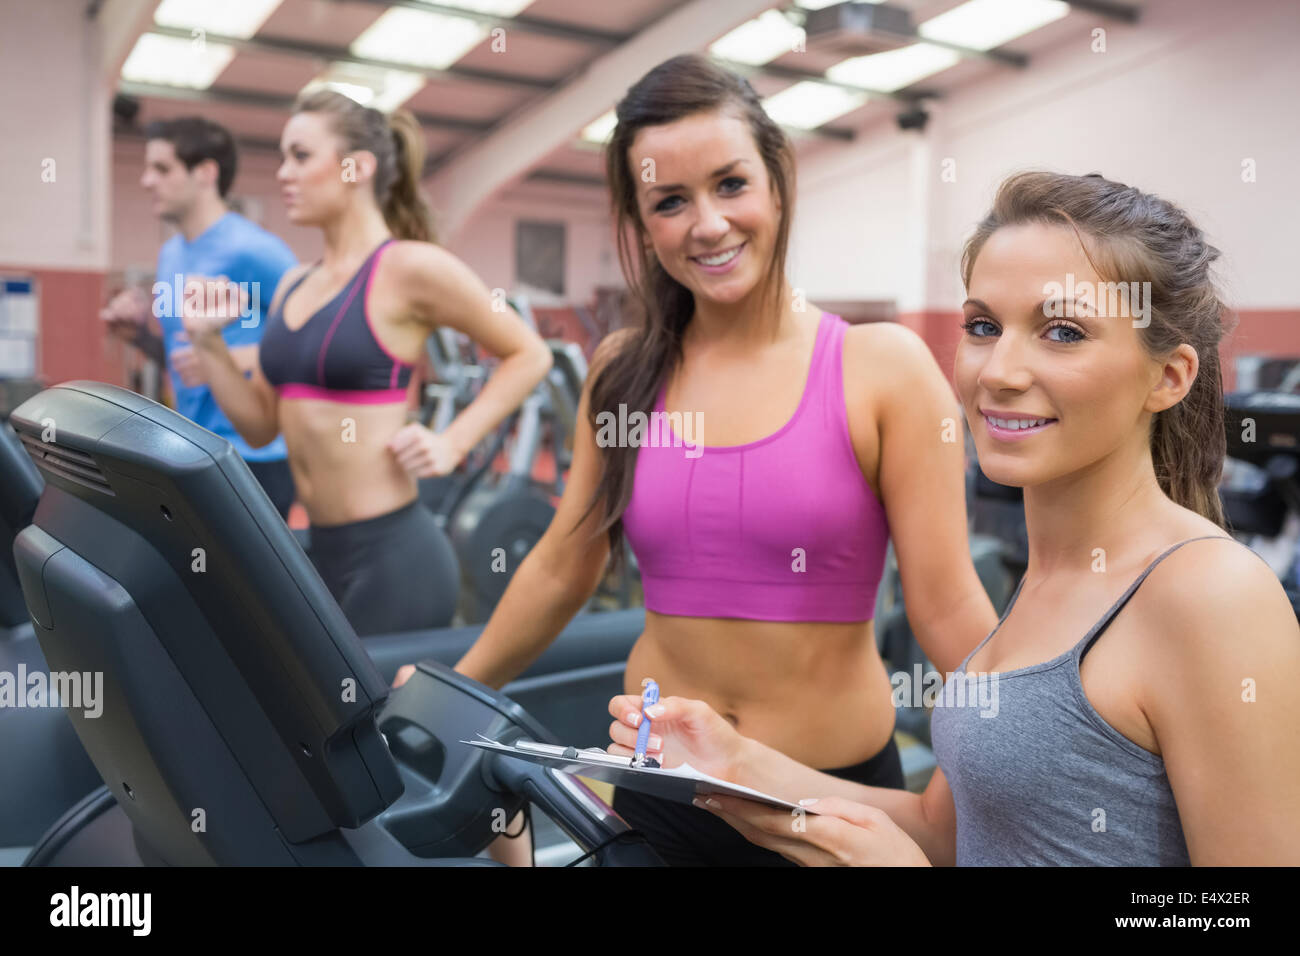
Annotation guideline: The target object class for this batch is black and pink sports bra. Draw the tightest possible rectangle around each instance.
[259,238,414,405]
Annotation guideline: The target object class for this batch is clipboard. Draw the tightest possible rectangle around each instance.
[461,734,817,814]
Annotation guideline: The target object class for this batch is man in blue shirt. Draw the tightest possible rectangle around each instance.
[102,117,298,518]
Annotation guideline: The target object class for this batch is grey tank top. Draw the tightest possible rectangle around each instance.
[931,535,1245,866]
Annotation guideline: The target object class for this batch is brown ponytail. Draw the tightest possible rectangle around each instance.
[384,108,437,243]
[961,171,1234,526]
[293,90,437,243]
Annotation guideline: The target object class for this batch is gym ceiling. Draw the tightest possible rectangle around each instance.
[111,0,1143,224]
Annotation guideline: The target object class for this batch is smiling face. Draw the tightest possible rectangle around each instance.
[954,223,1193,490]
[277,110,368,226]
[627,109,783,309]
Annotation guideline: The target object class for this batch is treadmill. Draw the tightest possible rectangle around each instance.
[8,381,661,866]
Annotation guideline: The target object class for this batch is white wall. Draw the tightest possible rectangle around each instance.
[448,182,622,304]
[0,0,113,270]
[790,0,1300,312]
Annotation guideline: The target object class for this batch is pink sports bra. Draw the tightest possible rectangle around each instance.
[621,311,890,622]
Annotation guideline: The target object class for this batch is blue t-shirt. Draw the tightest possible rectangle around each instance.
[154,212,296,462]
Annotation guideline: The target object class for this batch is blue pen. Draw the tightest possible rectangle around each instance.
[632,678,660,767]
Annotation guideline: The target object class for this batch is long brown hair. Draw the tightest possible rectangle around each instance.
[294,89,437,242]
[579,54,797,561]
[961,171,1232,526]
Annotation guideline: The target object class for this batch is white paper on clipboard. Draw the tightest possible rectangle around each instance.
[461,734,818,814]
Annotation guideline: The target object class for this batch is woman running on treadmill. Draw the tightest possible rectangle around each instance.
[180,90,552,636]
[608,171,1300,865]
[394,54,1001,866]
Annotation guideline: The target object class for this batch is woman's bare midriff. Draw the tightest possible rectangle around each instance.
[279,398,417,526]
[623,612,897,770]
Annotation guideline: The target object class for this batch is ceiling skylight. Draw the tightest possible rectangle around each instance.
[152,0,282,39]
[302,62,427,112]
[121,33,235,89]
[918,0,1069,51]
[709,10,806,67]
[826,42,961,92]
[762,81,869,130]
[352,7,489,71]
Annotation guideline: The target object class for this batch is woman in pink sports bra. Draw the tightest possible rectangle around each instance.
[394,54,999,866]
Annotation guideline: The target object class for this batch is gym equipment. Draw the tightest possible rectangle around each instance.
[441,339,600,623]
[423,327,485,436]
[0,419,40,636]
[417,328,490,526]
[0,419,103,850]
[9,381,661,865]
[1222,390,1300,616]
[419,310,642,622]
[967,461,1028,588]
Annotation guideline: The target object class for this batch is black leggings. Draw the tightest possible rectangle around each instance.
[612,735,906,867]
[306,500,460,635]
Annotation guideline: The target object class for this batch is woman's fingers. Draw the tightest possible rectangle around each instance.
[698,798,815,864]
[607,692,677,727]
[607,719,663,753]
[608,694,644,725]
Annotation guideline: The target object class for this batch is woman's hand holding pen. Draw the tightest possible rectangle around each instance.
[608,689,931,866]
[606,692,746,781]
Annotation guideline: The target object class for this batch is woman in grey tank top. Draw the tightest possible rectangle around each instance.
[605,171,1300,865]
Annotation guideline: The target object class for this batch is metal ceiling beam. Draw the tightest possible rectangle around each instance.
[148,23,551,92]
[1064,1,1141,22]
[526,169,606,188]
[117,80,493,134]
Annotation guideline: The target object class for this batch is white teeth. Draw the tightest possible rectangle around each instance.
[696,246,741,266]
[989,416,1050,430]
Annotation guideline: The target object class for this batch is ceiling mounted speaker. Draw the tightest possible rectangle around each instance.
[802,2,915,57]
[112,93,140,132]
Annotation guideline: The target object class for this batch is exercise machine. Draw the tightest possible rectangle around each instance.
[0,419,107,853]
[1222,390,1300,617]
[8,381,661,865]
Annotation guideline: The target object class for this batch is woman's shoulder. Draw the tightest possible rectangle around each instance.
[840,317,943,380]
[1131,528,1296,661]
[377,238,453,276]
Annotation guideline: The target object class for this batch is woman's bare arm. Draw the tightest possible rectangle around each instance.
[184,270,306,448]
[384,241,552,461]
[1137,538,1300,864]
[860,322,999,675]
[399,329,634,689]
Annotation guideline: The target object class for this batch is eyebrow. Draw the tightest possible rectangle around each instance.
[648,159,744,195]
[963,296,1098,317]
